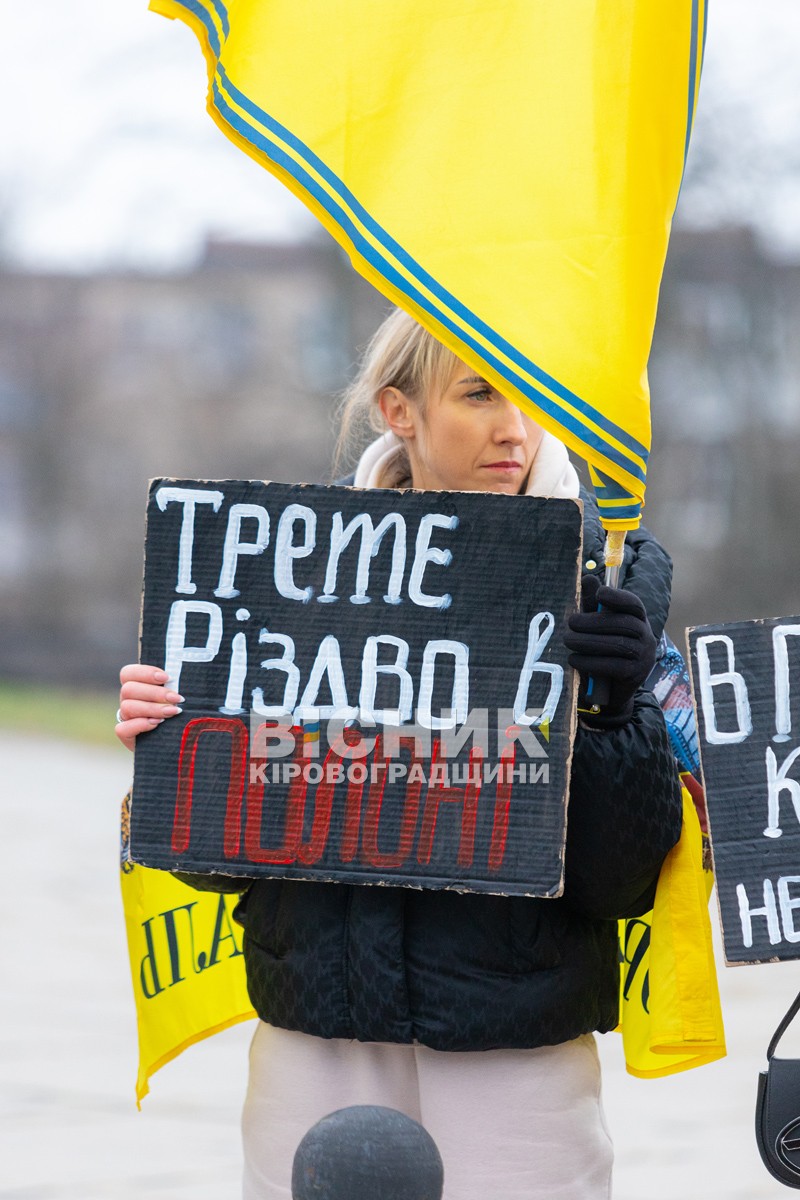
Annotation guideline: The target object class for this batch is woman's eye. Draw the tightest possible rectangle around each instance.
[467,388,492,402]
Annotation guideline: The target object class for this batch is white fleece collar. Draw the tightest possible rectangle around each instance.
[352,428,580,499]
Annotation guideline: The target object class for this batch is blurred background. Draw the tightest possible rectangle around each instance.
[2,5,800,1200]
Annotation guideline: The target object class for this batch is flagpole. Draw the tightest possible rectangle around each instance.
[584,529,628,714]
[602,528,627,590]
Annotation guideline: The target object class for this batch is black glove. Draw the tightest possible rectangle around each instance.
[563,574,657,728]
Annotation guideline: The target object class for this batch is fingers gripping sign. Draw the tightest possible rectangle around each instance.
[115,664,185,753]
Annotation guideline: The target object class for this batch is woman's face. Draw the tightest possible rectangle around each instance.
[381,360,544,494]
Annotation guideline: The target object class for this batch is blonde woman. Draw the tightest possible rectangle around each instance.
[117,308,681,1200]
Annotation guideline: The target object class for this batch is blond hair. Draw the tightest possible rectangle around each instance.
[334,307,459,480]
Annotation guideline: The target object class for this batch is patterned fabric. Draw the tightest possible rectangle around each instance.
[647,631,701,777]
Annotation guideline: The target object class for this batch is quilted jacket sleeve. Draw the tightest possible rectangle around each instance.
[562,689,682,920]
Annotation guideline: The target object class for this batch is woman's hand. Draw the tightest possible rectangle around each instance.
[564,575,657,727]
[114,664,185,752]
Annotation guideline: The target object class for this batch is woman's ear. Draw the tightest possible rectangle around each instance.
[379,387,417,440]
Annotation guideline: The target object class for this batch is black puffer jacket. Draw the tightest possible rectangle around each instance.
[180,487,682,1051]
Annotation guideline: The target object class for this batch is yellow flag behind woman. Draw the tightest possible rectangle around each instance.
[149,0,707,527]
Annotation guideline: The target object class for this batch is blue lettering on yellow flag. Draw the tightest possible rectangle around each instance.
[120,791,254,1105]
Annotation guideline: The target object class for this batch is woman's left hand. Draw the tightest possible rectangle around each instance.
[563,574,657,725]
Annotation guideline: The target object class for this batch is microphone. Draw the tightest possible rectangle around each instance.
[292,1104,444,1199]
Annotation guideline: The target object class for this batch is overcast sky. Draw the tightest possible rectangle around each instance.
[3,1,800,271]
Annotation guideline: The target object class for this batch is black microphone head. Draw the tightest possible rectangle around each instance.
[291,1104,444,1200]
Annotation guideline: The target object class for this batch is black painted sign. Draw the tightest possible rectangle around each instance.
[688,616,800,963]
[130,479,582,896]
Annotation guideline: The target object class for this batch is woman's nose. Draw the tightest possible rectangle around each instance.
[493,398,527,444]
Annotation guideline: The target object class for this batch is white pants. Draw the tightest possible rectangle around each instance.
[242,1022,613,1200]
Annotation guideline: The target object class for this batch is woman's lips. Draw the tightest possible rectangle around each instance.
[482,461,523,472]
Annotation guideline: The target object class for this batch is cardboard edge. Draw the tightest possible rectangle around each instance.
[683,624,731,961]
[126,853,564,899]
[552,500,584,899]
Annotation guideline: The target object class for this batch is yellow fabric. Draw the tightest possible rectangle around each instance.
[121,784,723,1099]
[120,794,255,1105]
[617,786,726,1078]
[148,0,707,528]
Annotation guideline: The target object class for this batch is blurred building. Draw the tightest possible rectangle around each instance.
[0,238,386,684]
[646,226,800,635]
[0,227,798,686]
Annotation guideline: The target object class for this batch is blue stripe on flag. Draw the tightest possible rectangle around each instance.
[208,0,229,39]
[595,504,642,520]
[219,69,649,471]
[588,466,641,519]
[590,467,636,500]
[178,0,221,56]
[210,76,647,490]
[214,62,652,468]
[212,64,652,477]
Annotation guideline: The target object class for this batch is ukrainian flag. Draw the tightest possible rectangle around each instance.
[150,0,705,527]
[151,1,706,528]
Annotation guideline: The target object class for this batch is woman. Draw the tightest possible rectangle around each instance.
[116,308,682,1199]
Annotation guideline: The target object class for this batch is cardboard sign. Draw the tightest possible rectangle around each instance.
[130,479,582,897]
[688,616,800,964]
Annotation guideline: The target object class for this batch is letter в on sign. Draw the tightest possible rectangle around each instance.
[695,634,752,745]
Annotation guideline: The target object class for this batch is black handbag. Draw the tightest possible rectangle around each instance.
[756,988,800,1187]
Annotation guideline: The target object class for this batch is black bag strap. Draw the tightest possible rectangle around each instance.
[767,988,800,1061]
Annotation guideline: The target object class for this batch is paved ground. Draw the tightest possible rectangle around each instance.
[3,727,800,1199]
